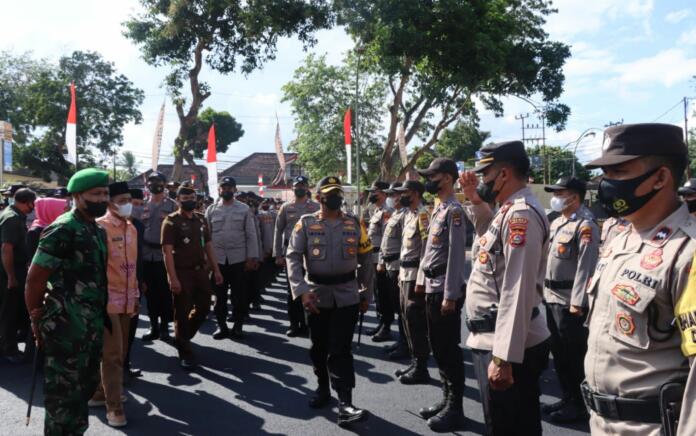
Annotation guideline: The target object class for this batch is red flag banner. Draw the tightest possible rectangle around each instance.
[344,109,352,184]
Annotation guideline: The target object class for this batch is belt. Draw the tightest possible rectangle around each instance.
[308,271,356,285]
[382,253,399,263]
[423,264,447,279]
[466,307,540,333]
[581,382,661,424]
[145,241,162,249]
[544,279,574,289]
[400,259,420,268]
[372,247,380,253]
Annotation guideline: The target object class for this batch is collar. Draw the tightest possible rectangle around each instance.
[627,203,690,249]
[10,205,25,218]
[501,187,530,204]
[101,210,128,228]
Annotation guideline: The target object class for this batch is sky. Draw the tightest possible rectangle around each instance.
[2,0,696,172]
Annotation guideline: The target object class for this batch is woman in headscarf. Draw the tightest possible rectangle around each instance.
[27,197,68,259]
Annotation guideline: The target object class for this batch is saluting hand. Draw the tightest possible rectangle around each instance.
[301,292,320,315]
[459,171,483,204]
[488,360,514,391]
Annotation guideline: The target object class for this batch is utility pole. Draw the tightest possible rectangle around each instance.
[515,113,530,142]
[522,114,547,183]
[604,119,623,128]
[685,97,692,178]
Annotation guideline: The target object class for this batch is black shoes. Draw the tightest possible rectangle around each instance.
[394,360,415,377]
[371,325,392,343]
[337,390,368,427]
[399,366,430,385]
[142,328,159,342]
[427,395,466,432]
[541,397,568,414]
[180,357,196,370]
[366,322,383,336]
[419,383,449,419]
[286,325,308,337]
[308,386,331,409]
[549,402,589,423]
[212,328,229,340]
[230,323,244,339]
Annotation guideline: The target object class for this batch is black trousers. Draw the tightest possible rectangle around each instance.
[214,261,247,326]
[545,303,588,403]
[0,275,27,354]
[426,293,465,395]
[400,280,430,361]
[125,293,142,369]
[307,303,359,392]
[286,269,306,329]
[143,261,173,324]
[376,268,397,326]
[472,340,550,436]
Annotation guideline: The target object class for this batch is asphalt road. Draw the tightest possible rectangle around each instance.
[1,271,590,435]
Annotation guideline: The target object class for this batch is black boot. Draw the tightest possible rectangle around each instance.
[427,392,466,432]
[371,324,392,342]
[308,385,331,409]
[159,322,173,343]
[394,358,415,377]
[419,380,449,419]
[230,322,244,339]
[399,362,430,385]
[142,318,159,341]
[213,325,229,340]
[541,396,568,414]
[337,389,368,427]
[366,321,383,336]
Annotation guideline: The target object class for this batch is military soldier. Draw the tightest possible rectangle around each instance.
[286,176,373,427]
[366,180,394,341]
[162,183,223,369]
[460,141,550,436]
[205,177,258,339]
[25,168,110,435]
[141,171,178,342]
[678,178,696,216]
[378,182,409,358]
[580,123,696,435]
[415,158,468,432]
[273,175,320,337]
[541,177,599,422]
[392,180,432,385]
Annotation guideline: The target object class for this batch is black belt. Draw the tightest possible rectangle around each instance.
[581,382,661,424]
[400,259,419,268]
[544,279,574,289]
[372,247,380,253]
[145,241,162,249]
[466,307,540,333]
[382,253,399,262]
[423,264,447,279]
[308,271,356,285]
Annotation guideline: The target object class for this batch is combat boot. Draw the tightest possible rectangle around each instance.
[541,396,568,414]
[212,326,229,340]
[142,317,159,341]
[371,324,392,342]
[394,358,415,377]
[308,385,331,409]
[337,389,368,427]
[418,380,449,419]
[427,393,466,432]
[399,361,430,385]
[159,322,173,343]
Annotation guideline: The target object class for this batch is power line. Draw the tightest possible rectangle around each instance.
[653,100,684,122]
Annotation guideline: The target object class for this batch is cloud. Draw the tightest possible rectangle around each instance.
[611,48,696,87]
[678,27,696,46]
[545,0,654,39]
[665,8,692,24]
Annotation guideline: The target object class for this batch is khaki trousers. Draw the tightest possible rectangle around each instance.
[95,313,131,413]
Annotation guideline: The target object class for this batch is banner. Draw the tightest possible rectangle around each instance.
[271,120,286,186]
[151,101,165,171]
[65,82,77,166]
[344,108,352,184]
[206,125,218,199]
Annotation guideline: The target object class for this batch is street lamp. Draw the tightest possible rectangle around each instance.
[564,128,603,177]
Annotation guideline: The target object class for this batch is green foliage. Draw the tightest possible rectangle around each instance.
[119,151,140,179]
[187,108,244,159]
[527,145,591,183]
[0,51,144,181]
[414,122,490,170]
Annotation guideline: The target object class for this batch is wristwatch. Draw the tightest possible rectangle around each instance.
[492,356,508,366]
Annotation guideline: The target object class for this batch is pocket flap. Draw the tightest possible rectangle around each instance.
[609,282,656,313]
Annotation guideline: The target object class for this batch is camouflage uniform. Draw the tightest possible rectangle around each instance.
[32,209,107,435]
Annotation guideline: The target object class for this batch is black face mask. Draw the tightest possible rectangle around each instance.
[399,195,412,208]
[597,167,661,217]
[687,200,696,213]
[84,200,108,218]
[323,195,343,211]
[368,193,379,203]
[261,205,270,211]
[148,183,164,194]
[294,188,307,198]
[181,200,197,212]
[425,178,442,195]
[220,192,234,201]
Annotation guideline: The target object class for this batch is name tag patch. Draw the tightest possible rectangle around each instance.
[611,283,640,306]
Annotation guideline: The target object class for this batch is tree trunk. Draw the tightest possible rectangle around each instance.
[379,60,412,180]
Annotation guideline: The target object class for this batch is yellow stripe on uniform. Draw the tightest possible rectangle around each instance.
[358,221,373,254]
[676,253,696,356]
[418,210,430,241]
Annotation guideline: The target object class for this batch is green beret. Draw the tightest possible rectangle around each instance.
[67,168,110,194]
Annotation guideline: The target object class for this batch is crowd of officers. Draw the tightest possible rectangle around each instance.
[3,122,696,435]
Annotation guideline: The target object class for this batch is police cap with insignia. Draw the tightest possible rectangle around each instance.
[130,188,144,200]
[417,157,459,180]
[176,181,196,196]
[385,181,403,194]
[293,175,309,186]
[366,180,390,192]
[219,176,236,187]
[53,187,70,198]
[167,180,181,189]
[585,123,686,169]
[108,181,130,198]
[679,178,696,196]
[472,141,527,173]
[394,180,425,195]
[544,176,587,198]
[148,171,167,182]
[67,168,110,194]
[317,176,343,194]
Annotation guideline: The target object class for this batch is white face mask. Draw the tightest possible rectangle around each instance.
[386,197,395,209]
[116,203,133,218]
[549,196,567,213]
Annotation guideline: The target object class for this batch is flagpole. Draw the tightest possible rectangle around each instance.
[354,46,363,219]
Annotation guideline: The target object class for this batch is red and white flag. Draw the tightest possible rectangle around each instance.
[65,82,77,166]
[206,125,218,200]
[344,108,352,184]
[258,174,265,197]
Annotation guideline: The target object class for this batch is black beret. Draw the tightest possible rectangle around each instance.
[108,181,130,198]
[473,141,527,173]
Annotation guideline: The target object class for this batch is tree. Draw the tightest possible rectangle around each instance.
[527,145,591,183]
[124,0,334,183]
[334,0,571,179]
[119,151,140,179]
[282,53,387,184]
[414,122,491,170]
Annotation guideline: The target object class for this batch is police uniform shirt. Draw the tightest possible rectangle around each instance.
[286,211,373,308]
[601,216,630,247]
[161,211,211,269]
[465,187,551,363]
[258,209,276,257]
[676,254,696,436]
[272,199,320,258]
[399,206,430,283]
[379,207,406,272]
[416,194,467,301]
[205,199,259,265]
[544,205,600,308]
[368,205,393,264]
[142,196,177,261]
[584,204,696,435]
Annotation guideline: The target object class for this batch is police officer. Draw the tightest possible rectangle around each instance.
[581,123,696,435]
[162,183,223,369]
[541,177,599,422]
[286,176,373,427]
[258,198,277,294]
[393,180,432,384]
[679,178,696,216]
[141,171,177,342]
[273,175,320,337]
[378,182,408,357]
[600,216,630,247]
[366,180,394,341]
[415,158,468,432]
[676,253,696,436]
[166,180,180,200]
[460,141,550,436]
[206,177,259,339]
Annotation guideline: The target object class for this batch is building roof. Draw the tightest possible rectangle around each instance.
[220,152,299,186]
[127,164,209,190]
